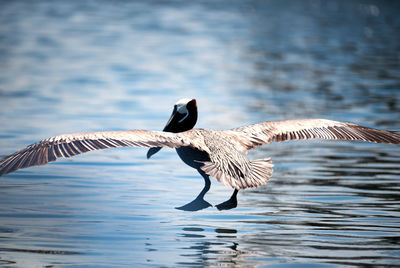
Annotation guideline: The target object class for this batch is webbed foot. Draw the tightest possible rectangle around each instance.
[216,189,238,211]
[176,197,212,211]
[216,198,237,211]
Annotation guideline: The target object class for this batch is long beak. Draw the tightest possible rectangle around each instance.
[162,105,180,132]
[147,106,180,159]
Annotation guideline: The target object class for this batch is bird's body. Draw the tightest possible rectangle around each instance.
[1,98,399,210]
[176,145,209,169]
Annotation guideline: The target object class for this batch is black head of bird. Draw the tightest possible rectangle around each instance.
[147,98,197,159]
[163,98,197,133]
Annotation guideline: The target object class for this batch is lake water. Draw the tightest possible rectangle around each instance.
[0,1,400,267]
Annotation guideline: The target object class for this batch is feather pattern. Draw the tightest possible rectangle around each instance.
[1,118,399,191]
[198,131,273,189]
[229,119,400,153]
[0,130,195,176]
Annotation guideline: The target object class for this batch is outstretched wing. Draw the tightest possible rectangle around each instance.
[0,130,193,176]
[197,131,273,190]
[228,119,400,153]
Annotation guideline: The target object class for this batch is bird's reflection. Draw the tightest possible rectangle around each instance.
[178,227,242,267]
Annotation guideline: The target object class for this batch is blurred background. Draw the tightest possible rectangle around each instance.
[0,0,399,267]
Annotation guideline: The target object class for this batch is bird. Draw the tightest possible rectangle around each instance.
[0,98,399,211]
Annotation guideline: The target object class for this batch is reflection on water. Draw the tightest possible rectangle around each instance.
[0,0,400,267]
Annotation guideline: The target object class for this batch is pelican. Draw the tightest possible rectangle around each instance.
[0,98,399,211]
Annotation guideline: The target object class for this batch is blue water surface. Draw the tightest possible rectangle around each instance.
[0,1,400,267]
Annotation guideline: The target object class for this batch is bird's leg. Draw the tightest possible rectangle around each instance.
[216,189,238,211]
[175,170,212,211]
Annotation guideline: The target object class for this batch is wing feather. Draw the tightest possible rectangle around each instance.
[197,132,273,190]
[228,119,400,152]
[0,130,192,176]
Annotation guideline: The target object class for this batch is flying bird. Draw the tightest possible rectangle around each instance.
[0,98,399,211]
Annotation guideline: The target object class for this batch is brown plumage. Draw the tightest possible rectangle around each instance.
[1,98,400,211]
[227,119,400,154]
[1,117,399,191]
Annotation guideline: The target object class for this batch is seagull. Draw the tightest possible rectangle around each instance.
[0,98,399,211]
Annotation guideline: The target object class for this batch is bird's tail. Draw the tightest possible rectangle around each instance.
[200,157,273,190]
[245,158,274,189]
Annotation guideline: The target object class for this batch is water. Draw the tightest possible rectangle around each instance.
[1,1,400,267]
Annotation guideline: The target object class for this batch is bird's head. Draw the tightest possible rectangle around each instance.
[163,98,197,133]
[147,98,197,159]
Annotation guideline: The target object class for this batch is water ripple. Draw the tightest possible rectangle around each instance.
[0,0,400,267]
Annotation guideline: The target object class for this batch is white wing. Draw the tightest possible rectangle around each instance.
[0,130,194,176]
[228,119,400,153]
